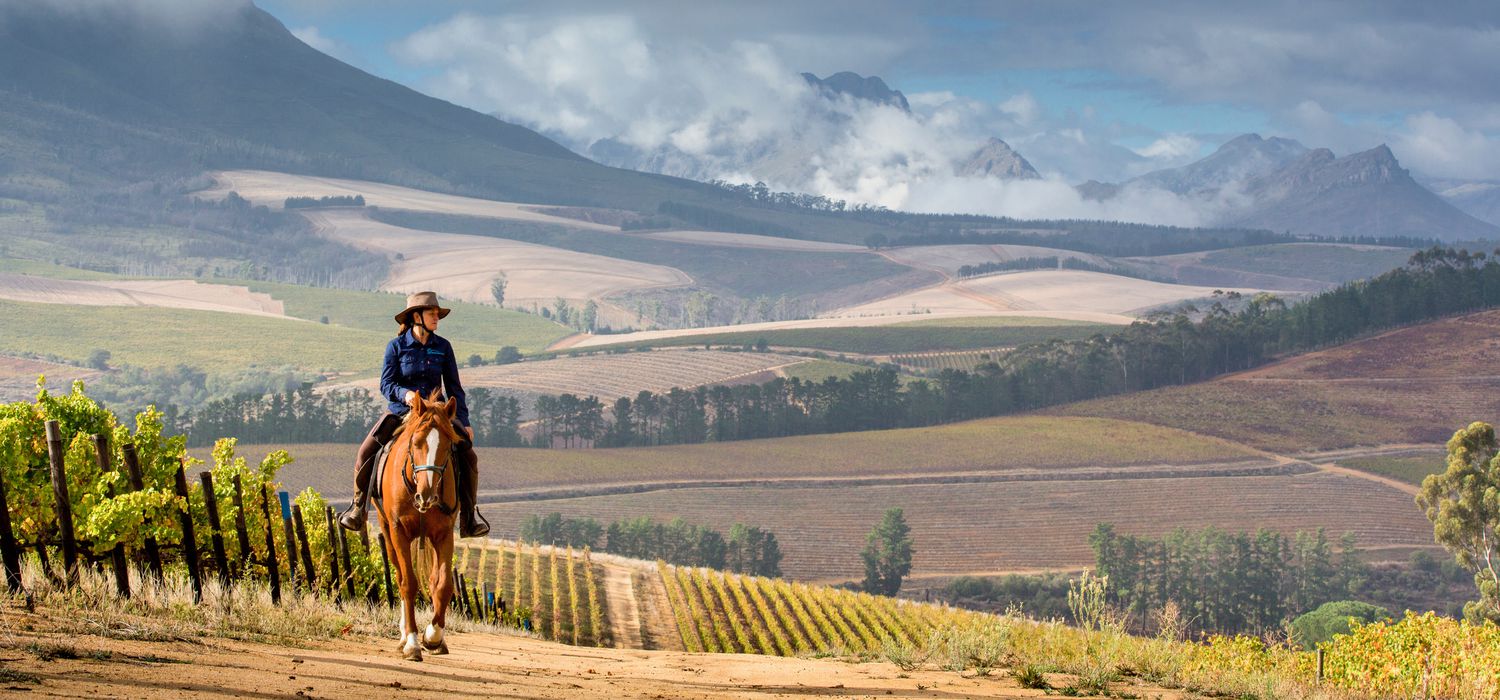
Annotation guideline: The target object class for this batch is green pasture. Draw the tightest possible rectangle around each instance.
[233,280,569,355]
[1338,454,1445,486]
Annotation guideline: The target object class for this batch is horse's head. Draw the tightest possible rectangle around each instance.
[403,390,461,514]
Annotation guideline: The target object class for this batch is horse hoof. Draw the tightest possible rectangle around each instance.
[403,648,423,662]
[424,641,449,655]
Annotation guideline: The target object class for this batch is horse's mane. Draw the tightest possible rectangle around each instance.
[398,395,464,445]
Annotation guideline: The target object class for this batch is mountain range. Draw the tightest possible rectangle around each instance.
[0,1,1494,245]
[1086,135,1499,241]
[0,1,725,210]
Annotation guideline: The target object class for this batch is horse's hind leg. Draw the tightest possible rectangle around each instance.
[422,533,455,654]
[379,519,405,651]
[391,534,423,661]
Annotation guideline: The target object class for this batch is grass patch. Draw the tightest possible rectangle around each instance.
[0,257,122,280]
[232,280,570,356]
[0,666,41,684]
[1340,454,1445,485]
[0,299,391,373]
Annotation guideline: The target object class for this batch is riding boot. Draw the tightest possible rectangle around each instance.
[457,450,489,538]
[337,452,373,530]
[339,418,390,531]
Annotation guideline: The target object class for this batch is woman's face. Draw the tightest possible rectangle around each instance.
[417,307,440,330]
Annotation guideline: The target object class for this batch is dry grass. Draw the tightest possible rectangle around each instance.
[203,169,616,230]
[1,556,528,648]
[0,273,287,317]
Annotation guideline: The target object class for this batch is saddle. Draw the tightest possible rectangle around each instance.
[368,440,461,513]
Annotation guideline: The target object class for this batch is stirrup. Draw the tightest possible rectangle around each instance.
[337,497,367,531]
[459,510,490,538]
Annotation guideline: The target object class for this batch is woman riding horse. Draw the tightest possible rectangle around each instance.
[338,291,488,538]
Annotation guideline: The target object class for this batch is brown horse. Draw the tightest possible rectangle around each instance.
[376,390,463,661]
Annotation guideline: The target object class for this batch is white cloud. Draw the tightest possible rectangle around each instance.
[1394,112,1500,181]
[1133,134,1201,161]
[390,11,1281,224]
[291,25,355,63]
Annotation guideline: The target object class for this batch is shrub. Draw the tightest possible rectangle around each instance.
[1289,600,1391,648]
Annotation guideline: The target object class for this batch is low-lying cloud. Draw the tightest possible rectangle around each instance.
[392,13,1219,225]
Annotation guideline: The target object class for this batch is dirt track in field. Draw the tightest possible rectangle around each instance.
[1,608,1159,699]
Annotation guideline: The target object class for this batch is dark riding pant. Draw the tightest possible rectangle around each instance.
[353,413,478,492]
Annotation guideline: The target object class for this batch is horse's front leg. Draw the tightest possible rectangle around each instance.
[422,531,455,654]
[391,532,424,661]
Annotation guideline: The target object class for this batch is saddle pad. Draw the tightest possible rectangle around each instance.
[368,441,393,501]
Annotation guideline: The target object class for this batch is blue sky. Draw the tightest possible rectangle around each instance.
[255,0,1500,184]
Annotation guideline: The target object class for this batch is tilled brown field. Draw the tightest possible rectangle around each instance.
[475,469,1435,582]
[1056,310,1500,452]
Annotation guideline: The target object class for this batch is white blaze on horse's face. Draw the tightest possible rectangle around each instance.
[412,423,444,513]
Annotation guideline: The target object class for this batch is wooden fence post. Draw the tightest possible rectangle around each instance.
[278,492,299,592]
[291,505,316,591]
[259,484,281,605]
[44,421,78,585]
[172,463,202,603]
[198,472,231,590]
[359,524,379,605]
[336,515,355,600]
[454,573,467,616]
[92,434,131,598]
[377,532,394,608]
[1316,648,1325,685]
[321,507,341,600]
[0,465,23,593]
[230,474,252,574]
[120,444,163,582]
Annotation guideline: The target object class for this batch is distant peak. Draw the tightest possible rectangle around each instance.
[802,71,910,112]
[1365,144,1397,162]
[956,137,1040,180]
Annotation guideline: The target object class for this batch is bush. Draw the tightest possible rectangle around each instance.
[495,346,522,365]
[1321,611,1500,698]
[1290,600,1392,648]
[86,349,111,370]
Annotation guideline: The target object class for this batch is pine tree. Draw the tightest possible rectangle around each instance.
[861,507,913,596]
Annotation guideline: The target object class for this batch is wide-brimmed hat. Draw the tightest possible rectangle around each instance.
[395,291,452,323]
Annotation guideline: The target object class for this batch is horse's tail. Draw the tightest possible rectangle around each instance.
[410,536,438,602]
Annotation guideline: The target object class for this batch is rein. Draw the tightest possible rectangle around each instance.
[400,418,456,516]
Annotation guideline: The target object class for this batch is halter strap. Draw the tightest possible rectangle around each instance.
[401,421,456,516]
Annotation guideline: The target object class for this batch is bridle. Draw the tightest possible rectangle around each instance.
[401,417,456,515]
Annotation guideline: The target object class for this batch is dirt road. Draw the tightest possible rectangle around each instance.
[0,614,1140,699]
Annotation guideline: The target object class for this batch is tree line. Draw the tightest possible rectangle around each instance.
[283,194,365,208]
[519,513,783,577]
[1089,523,1367,635]
[177,386,524,448]
[524,246,1500,446]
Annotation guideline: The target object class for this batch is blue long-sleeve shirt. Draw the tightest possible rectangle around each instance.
[379,330,470,427]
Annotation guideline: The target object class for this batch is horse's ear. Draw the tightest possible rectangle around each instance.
[445,397,457,419]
